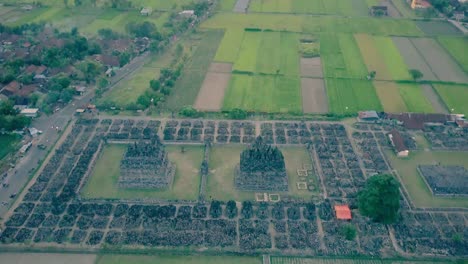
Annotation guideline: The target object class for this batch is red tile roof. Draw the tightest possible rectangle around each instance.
[335,205,352,220]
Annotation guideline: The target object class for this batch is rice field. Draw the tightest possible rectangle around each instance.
[249,0,370,16]
[433,84,468,116]
[214,28,245,63]
[438,37,468,74]
[271,257,452,264]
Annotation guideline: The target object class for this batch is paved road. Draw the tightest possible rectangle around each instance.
[0,54,149,219]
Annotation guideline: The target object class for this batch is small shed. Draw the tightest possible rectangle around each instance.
[388,129,409,157]
[335,205,352,220]
[140,7,152,16]
[370,6,388,16]
[179,10,195,17]
[74,85,86,95]
[358,110,379,122]
[20,108,39,118]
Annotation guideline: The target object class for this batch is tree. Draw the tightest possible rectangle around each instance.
[179,106,200,117]
[228,108,247,120]
[149,79,160,91]
[339,224,357,240]
[209,200,222,218]
[225,200,238,218]
[358,174,400,224]
[241,201,253,219]
[409,69,423,81]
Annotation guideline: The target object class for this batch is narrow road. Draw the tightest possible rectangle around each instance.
[0,53,150,219]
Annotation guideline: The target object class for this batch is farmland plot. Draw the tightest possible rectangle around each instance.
[392,37,437,81]
[233,31,262,73]
[434,84,468,116]
[325,78,382,114]
[301,78,328,113]
[411,38,468,83]
[416,20,461,36]
[438,37,468,74]
[214,28,245,63]
[398,83,434,113]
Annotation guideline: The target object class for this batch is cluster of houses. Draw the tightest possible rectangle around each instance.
[358,110,468,157]
[0,28,151,106]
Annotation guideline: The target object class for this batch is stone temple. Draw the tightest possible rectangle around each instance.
[235,137,288,191]
[119,137,175,189]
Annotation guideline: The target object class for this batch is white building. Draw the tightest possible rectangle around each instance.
[20,108,39,118]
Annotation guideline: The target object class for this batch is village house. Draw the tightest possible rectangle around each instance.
[369,6,389,16]
[334,205,352,220]
[179,10,196,18]
[74,85,87,96]
[388,129,409,157]
[20,108,39,118]
[140,7,152,16]
[0,81,20,97]
[411,0,431,9]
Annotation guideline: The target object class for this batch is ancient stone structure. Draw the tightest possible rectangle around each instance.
[235,137,288,191]
[119,137,175,189]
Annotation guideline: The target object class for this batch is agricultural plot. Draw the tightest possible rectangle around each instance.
[421,84,448,114]
[392,37,437,81]
[372,81,408,113]
[320,33,368,79]
[129,0,193,10]
[214,28,245,63]
[81,144,203,201]
[165,30,224,110]
[410,38,468,83]
[301,78,328,113]
[397,83,434,113]
[223,74,302,113]
[218,0,238,11]
[270,257,452,264]
[438,37,468,74]
[325,78,382,114]
[249,0,369,16]
[206,145,318,201]
[384,150,468,208]
[300,58,323,78]
[194,63,232,111]
[0,253,96,264]
[433,84,468,116]
[97,254,262,264]
[416,20,461,36]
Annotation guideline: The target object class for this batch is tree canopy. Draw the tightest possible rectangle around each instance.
[358,174,400,224]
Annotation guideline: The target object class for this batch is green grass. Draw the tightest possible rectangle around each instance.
[214,28,245,63]
[438,37,468,73]
[164,30,224,110]
[391,0,417,18]
[206,146,319,201]
[271,257,453,264]
[97,254,261,264]
[385,149,468,208]
[433,84,468,116]
[249,0,368,16]
[321,33,368,78]
[218,0,238,11]
[0,134,20,160]
[398,83,434,113]
[81,144,203,200]
[223,74,302,113]
[233,31,262,73]
[325,78,382,114]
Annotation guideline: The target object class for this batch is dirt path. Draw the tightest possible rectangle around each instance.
[421,84,449,114]
[315,207,327,253]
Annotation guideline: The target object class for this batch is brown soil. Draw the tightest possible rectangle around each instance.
[301,78,328,113]
[300,57,323,78]
[209,62,233,73]
[194,72,231,111]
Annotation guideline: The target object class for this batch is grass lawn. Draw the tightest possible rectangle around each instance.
[164,30,224,110]
[206,145,319,201]
[438,37,468,74]
[271,257,451,264]
[97,254,261,264]
[222,74,302,113]
[0,134,20,160]
[81,144,203,200]
[325,78,382,114]
[214,28,245,63]
[433,84,468,116]
[384,149,468,208]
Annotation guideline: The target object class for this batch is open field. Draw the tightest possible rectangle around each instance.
[194,71,232,111]
[218,0,238,11]
[206,145,319,201]
[410,38,468,83]
[392,37,437,81]
[271,257,453,264]
[249,0,369,16]
[320,33,368,79]
[300,58,323,78]
[81,144,203,200]
[0,253,96,264]
[214,28,245,63]
[416,20,461,36]
[165,30,224,110]
[222,74,302,113]
[385,150,468,208]
[433,84,468,116]
[391,0,417,18]
[0,134,20,160]
[325,78,382,114]
[397,83,434,113]
[421,84,448,114]
[97,254,262,264]
[438,37,468,74]
[202,13,423,36]
[301,78,328,113]
[373,81,408,113]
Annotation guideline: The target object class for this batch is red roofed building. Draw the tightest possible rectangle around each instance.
[335,205,352,220]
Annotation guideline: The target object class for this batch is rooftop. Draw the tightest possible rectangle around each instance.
[335,205,352,220]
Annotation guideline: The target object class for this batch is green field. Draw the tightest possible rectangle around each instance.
[433,84,468,116]
[249,0,370,16]
[271,257,453,264]
[214,28,245,62]
[81,144,203,200]
[0,134,20,160]
[385,149,468,208]
[438,37,468,74]
[97,254,261,264]
[223,74,302,113]
[398,83,434,113]
[325,78,382,114]
[206,145,319,201]
[164,30,224,110]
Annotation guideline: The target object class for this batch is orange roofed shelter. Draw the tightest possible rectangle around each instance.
[335,205,352,220]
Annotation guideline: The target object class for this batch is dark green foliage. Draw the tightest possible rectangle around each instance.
[209,200,222,218]
[241,201,253,219]
[240,137,285,173]
[409,69,424,80]
[179,106,200,118]
[225,200,238,218]
[358,174,400,224]
[339,224,357,241]
[228,108,248,120]
[0,101,31,131]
